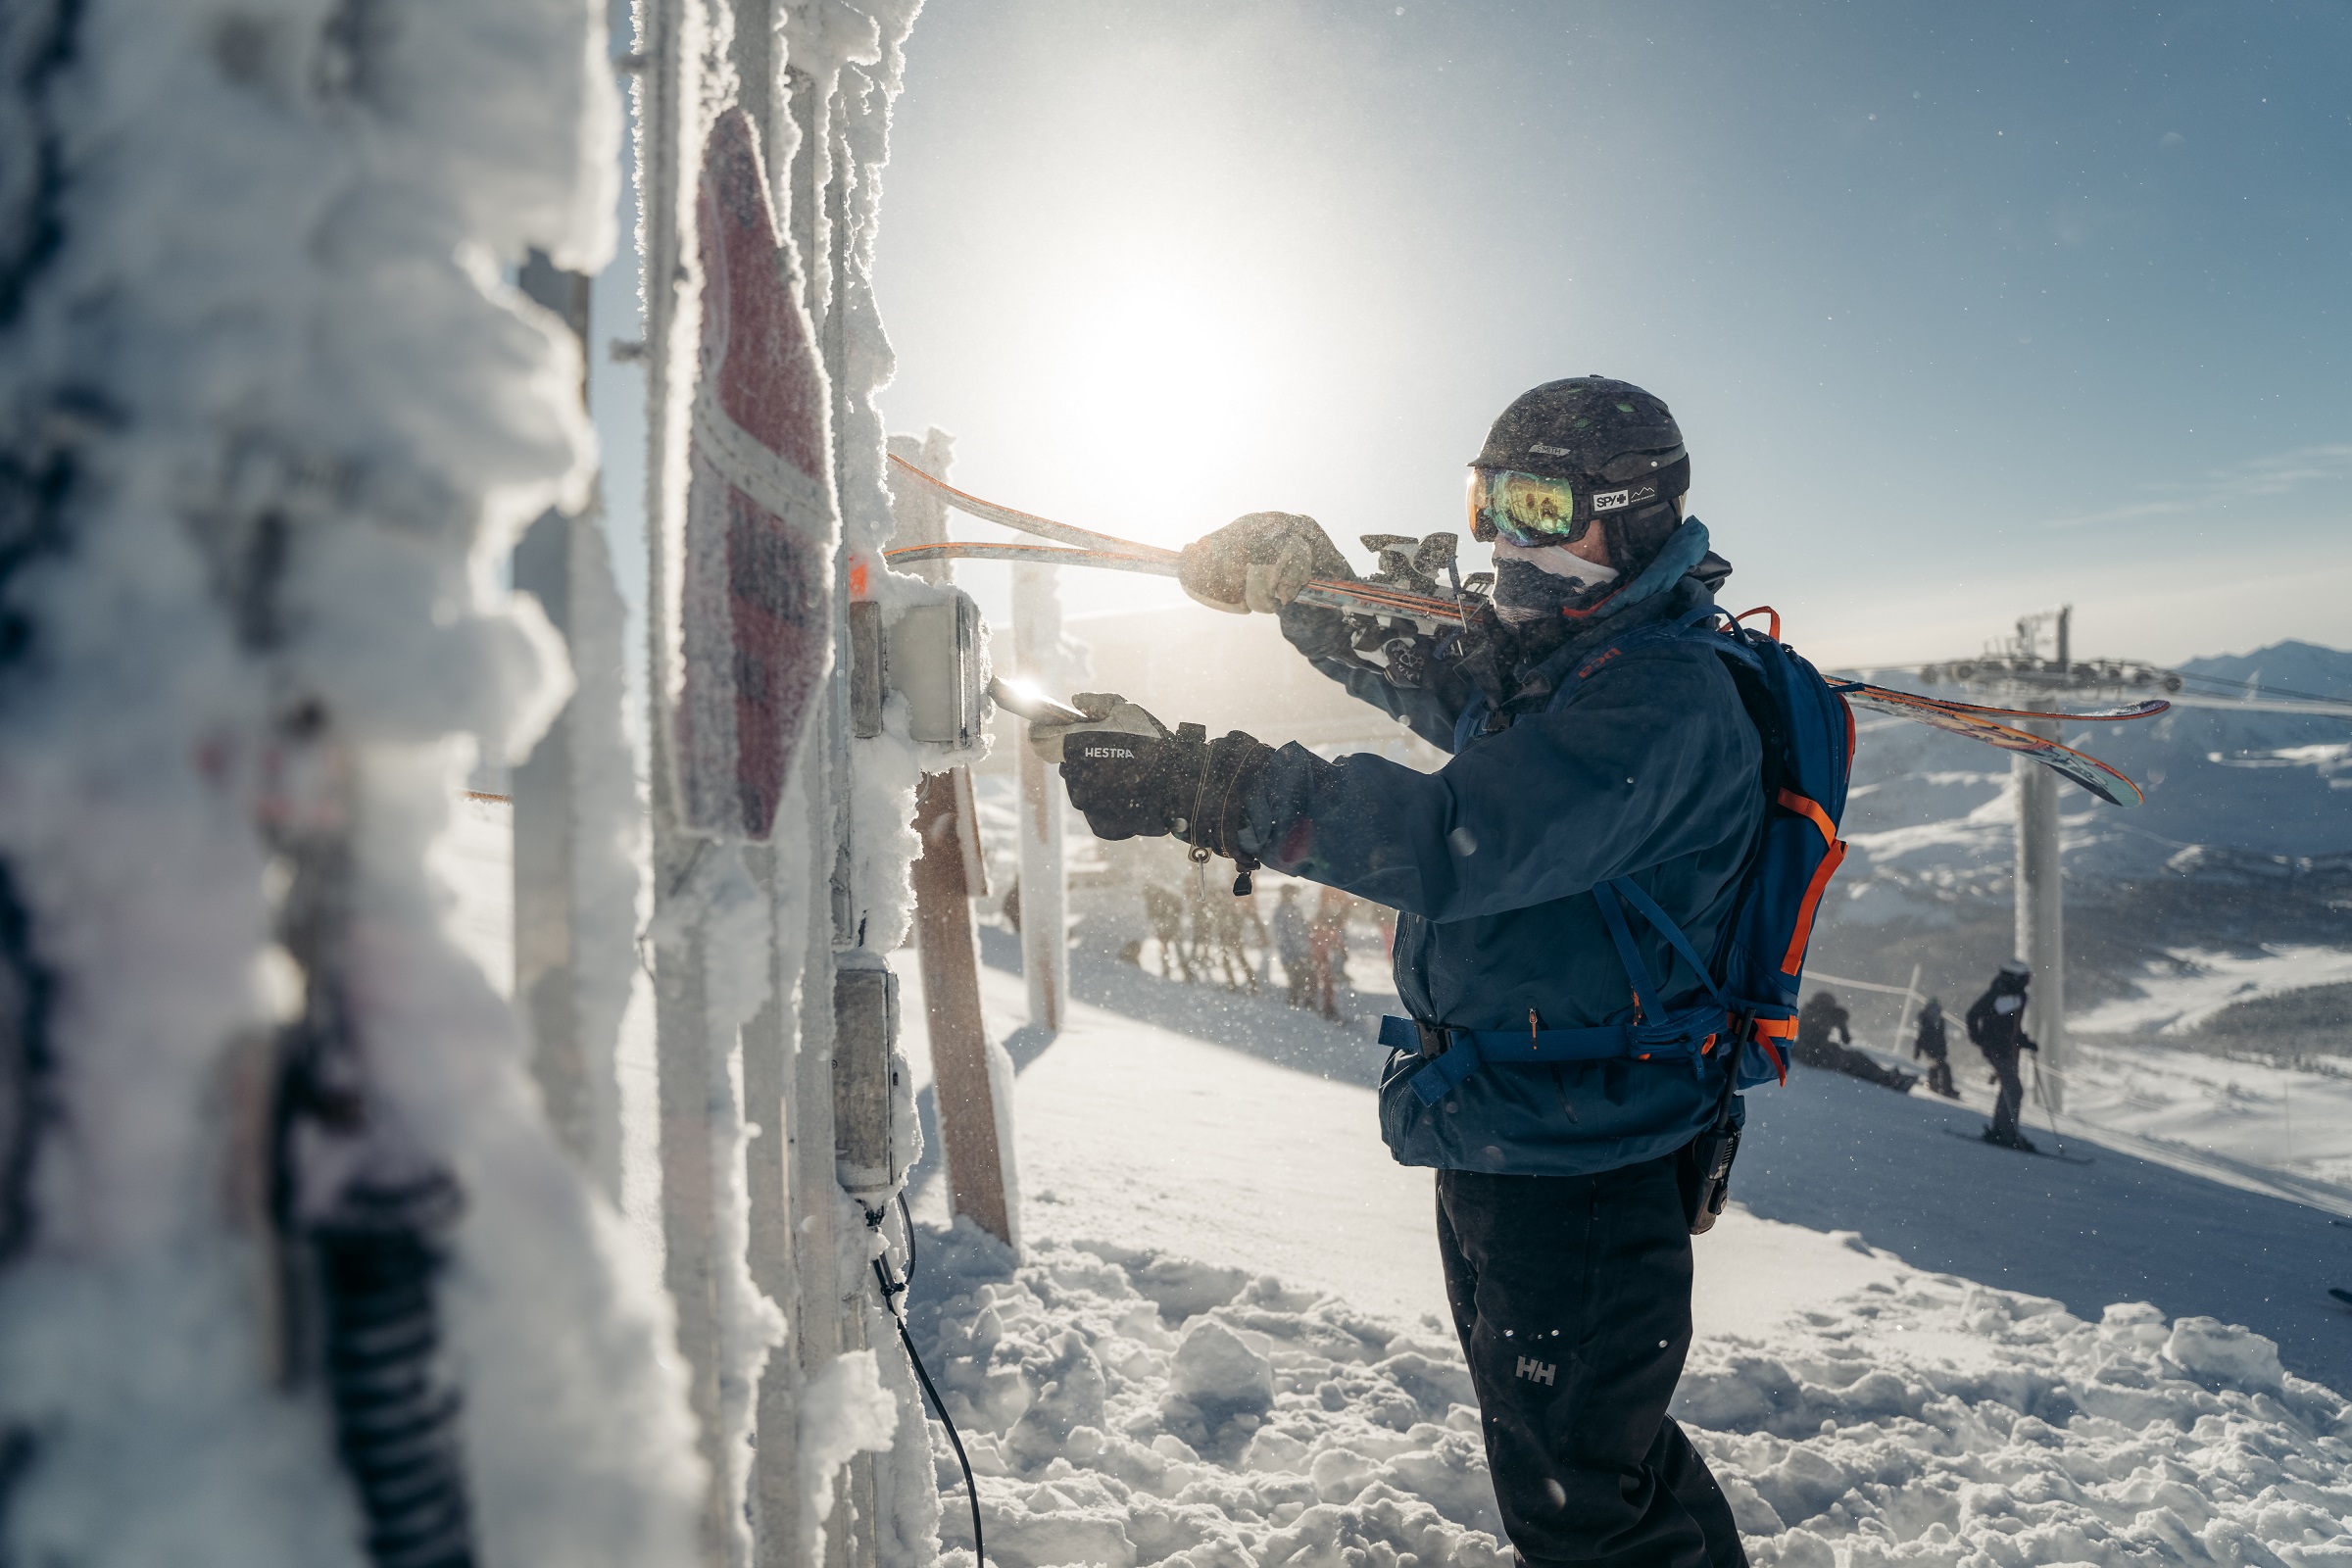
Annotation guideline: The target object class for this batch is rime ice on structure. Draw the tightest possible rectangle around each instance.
[777,3,971,1564]
[638,0,956,1564]
[0,2,699,1566]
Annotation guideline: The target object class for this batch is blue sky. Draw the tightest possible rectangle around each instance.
[597,1,2351,670]
[860,0,2352,666]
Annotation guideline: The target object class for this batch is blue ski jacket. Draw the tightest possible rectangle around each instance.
[1235,520,1764,1177]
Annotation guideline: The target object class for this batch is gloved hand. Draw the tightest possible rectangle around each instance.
[1060,720,1275,855]
[1179,512,1354,615]
[1025,691,1171,765]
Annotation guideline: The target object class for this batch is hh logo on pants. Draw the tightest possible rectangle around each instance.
[1515,1356,1556,1386]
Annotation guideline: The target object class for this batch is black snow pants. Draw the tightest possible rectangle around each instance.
[1985,1050,2026,1143]
[1436,1157,1747,1568]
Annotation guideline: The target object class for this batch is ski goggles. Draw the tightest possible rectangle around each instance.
[1465,455,1691,547]
[1467,468,1588,547]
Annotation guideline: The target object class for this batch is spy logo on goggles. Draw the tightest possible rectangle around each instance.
[1592,483,1660,514]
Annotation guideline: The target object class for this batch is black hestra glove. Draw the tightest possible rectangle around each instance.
[1061,725,1275,888]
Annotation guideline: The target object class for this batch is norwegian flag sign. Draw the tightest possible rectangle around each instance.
[674,107,835,840]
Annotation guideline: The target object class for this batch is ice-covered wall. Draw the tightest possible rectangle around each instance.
[634,0,956,1563]
[766,6,956,1564]
[814,17,965,1557]
[0,1,700,1563]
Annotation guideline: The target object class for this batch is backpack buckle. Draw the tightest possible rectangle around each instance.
[1415,1021,1454,1059]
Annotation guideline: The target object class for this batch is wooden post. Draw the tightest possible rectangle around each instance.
[911,770,1016,1246]
[889,433,1018,1249]
[1012,564,1071,1034]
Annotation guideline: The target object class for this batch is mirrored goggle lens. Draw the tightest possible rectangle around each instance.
[1466,468,1586,546]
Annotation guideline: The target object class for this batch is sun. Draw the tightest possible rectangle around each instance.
[1031,270,1280,548]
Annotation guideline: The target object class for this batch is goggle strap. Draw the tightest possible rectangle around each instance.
[1581,453,1690,523]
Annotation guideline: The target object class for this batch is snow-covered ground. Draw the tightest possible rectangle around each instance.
[2076,948,2352,1038]
[1913,947,2352,1205]
[907,1222,2352,1568]
[890,954,2352,1568]
[2058,1040,2352,1194]
[1800,1019,2352,1220]
[439,803,2352,1564]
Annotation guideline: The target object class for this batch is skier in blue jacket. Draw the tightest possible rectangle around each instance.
[1034,378,1759,1568]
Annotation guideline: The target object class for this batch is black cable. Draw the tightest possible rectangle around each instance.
[870,1207,983,1568]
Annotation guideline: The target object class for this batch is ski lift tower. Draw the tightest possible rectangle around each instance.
[1914,610,2352,1108]
[1920,610,2065,1101]
[1915,607,2175,1107]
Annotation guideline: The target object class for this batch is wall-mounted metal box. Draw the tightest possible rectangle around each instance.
[887,592,984,749]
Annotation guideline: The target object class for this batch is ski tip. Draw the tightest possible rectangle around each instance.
[2078,759,2146,808]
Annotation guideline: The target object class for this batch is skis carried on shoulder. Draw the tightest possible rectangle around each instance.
[884,457,2166,807]
[1851,690,2170,723]
[879,535,1462,627]
[1838,687,2153,807]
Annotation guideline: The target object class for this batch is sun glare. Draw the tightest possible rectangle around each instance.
[1032,270,1281,548]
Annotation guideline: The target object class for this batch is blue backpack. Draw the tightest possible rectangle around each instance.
[1661,604,1855,1087]
[1382,603,1854,1224]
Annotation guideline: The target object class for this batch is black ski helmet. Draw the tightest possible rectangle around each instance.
[1470,376,1690,566]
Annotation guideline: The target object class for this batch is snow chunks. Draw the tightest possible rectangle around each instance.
[904,1223,1508,1568]
[1166,1320,1277,1447]
[1006,1329,1112,1471]
[1676,1273,2352,1565]
[907,1216,2352,1567]
[2163,1314,2288,1396]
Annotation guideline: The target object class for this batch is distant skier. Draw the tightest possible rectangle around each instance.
[1911,998,1957,1099]
[1310,886,1353,1020]
[1272,886,1314,1008]
[1142,883,1191,981]
[1792,990,1916,1094]
[1034,379,1758,1567]
[1792,990,1852,1060]
[1202,888,1258,993]
[1967,960,2040,1151]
